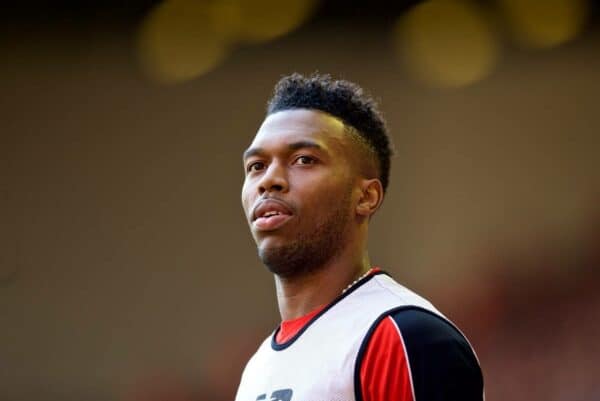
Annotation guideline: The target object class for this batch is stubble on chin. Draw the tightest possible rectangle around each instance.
[257,194,351,279]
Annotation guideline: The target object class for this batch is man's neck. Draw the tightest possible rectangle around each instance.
[274,253,371,321]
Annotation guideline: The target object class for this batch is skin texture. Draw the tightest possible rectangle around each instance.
[241,109,384,320]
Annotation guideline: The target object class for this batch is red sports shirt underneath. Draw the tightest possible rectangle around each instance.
[275,306,325,344]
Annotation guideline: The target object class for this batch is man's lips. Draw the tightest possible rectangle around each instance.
[252,199,294,231]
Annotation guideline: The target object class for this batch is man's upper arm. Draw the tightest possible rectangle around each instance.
[357,307,484,401]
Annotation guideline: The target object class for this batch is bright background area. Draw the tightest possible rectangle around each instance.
[1,1,599,400]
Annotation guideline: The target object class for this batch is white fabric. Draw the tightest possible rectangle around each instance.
[234,273,444,401]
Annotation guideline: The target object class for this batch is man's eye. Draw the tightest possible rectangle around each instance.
[295,155,315,165]
[247,161,265,172]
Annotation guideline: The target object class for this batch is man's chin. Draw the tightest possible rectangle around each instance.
[257,241,302,277]
[257,241,288,262]
[254,233,292,250]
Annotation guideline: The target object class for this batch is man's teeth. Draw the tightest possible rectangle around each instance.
[263,211,281,217]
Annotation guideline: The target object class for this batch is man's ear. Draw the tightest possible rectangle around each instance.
[356,178,384,217]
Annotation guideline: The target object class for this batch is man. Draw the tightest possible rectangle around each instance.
[236,73,484,401]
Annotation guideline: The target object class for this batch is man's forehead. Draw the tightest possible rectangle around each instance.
[251,109,347,147]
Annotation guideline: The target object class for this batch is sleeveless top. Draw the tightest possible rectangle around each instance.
[235,271,482,401]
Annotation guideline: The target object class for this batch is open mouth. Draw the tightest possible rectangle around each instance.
[252,200,294,231]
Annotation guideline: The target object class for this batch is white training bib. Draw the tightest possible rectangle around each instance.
[234,272,444,401]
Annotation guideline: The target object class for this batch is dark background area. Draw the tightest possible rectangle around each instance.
[1,1,599,400]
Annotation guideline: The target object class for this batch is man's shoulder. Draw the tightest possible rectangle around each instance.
[362,304,476,353]
[358,307,484,401]
[382,306,474,351]
[362,273,478,365]
[360,271,442,315]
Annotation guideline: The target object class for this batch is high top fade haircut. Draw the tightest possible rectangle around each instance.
[266,73,393,194]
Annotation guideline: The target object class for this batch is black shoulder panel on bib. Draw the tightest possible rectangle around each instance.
[354,306,484,401]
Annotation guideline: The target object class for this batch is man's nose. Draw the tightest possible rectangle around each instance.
[258,162,288,194]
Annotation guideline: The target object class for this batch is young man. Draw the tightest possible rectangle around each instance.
[237,73,484,401]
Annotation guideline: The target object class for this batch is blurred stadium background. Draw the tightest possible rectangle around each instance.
[1,0,599,400]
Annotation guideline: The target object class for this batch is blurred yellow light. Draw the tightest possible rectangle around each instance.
[137,0,229,84]
[232,0,317,43]
[207,1,244,41]
[136,0,316,83]
[499,0,587,48]
[395,0,499,88]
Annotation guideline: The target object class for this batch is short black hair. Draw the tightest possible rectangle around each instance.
[266,73,393,193]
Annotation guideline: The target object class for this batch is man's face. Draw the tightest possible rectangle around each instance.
[241,109,359,277]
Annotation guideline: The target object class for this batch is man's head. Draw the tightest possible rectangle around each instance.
[267,73,392,193]
[241,73,393,278]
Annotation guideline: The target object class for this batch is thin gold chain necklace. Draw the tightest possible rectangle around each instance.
[341,268,374,295]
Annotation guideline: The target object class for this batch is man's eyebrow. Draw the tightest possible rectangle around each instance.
[242,140,324,161]
[288,140,323,152]
[243,147,264,161]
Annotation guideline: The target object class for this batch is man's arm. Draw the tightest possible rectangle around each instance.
[357,307,484,401]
